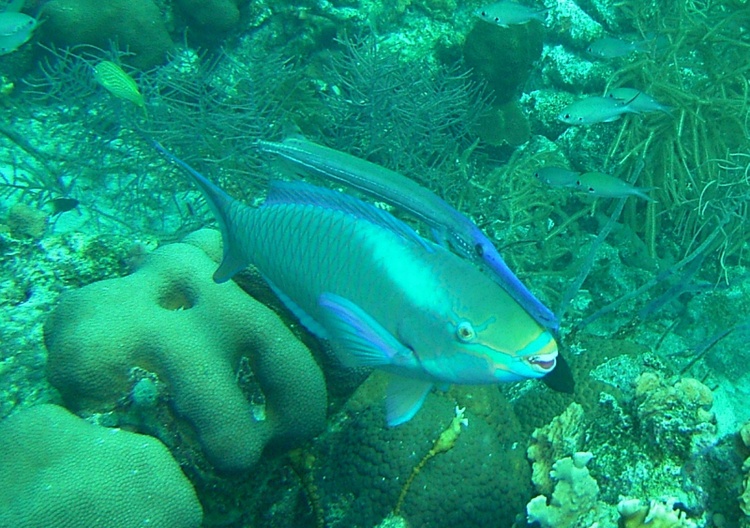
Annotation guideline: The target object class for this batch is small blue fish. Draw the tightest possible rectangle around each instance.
[156,144,559,426]
[475,1,548,27]
[605,87,672,115]
[534,166,581,188]
[586,37,649,59]
[0,7,36,56]
[558,95,640,125]
[575,171,655,201]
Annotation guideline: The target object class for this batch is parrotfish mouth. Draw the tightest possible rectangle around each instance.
[525,351,558,372]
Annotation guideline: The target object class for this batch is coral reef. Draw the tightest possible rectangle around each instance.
[526,452,614,528]
[527,402,586,495]
[44,230,327,472]
[41,0,173,68]
[618,498,697,528]
[462,20,544,104]
[634,372,716,458]
[312,377,530,528]
[0,403,202,527]
[175,0,240,33]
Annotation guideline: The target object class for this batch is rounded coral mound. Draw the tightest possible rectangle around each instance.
[44,231,327,472]
[313,387,531,527]
[0,404,202,528]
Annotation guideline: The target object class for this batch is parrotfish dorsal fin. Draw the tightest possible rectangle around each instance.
[265,180,432,252]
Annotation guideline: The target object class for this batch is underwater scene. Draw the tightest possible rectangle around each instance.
[0,0,749,526]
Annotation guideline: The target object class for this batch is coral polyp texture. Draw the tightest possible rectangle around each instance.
[43,229,327,472]
[0,404,202,528]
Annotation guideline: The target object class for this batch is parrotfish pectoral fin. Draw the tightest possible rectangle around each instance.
[152,142,250,283]
[318,293,412,368]
[386,375,433,426]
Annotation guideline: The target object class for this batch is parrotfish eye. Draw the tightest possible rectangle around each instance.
[563,114,570,119]
[480,10,487,16]
[494,17,500,22]
[456,321,476,343]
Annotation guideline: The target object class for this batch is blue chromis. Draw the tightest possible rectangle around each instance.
[93,61,146,114]
[558,95,640,125]
[534,166,581,188]
[575,171,655,201]
[586,37,649,59]
[605,87,672,115]
[474,1,548,27]
[0,11,36,55]
[156,144,559,426]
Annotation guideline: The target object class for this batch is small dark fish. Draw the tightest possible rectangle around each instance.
[49,197,79,214]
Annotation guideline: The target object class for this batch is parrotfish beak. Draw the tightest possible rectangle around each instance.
[522,334,559,374]
[525,351,558,373]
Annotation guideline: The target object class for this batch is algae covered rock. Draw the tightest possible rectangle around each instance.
[462,19,544,103]
[41,0,172,68]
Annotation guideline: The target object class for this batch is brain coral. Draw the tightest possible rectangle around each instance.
[314,385,531,528]
[0,404,202,528]
[44,231,327,472]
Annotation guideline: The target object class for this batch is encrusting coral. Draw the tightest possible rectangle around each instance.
[0,404,202,528]
[44,229,327,472]
[526,452,612,528]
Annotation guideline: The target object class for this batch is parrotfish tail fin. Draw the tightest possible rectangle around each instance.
[481,245,560,331]
[318,292,411,368]
[152,141,250,282]
[386,375,433,426]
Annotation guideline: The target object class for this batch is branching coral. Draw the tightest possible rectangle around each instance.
[318,33,492,205]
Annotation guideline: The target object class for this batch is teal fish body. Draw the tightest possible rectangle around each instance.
[161,147,558,425]
[586,37,649,59]
[605,87,672,115]
[534,166,581,188]
[558,95,641,125]
[475,1,548,27]
[0,11,36,55]
[575,171,655,201]
[260,137,559,330]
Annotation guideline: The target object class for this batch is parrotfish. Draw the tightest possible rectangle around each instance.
[93,61,146,114]
[0,9,36,56]
[259,137,559,331]
[575,171,655,201]
[156,144,559,426]
[586,37,649,59]
[558,95,640,125]
[534,166,581,188]
[605,87,672,115]
[475,1,548,27]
